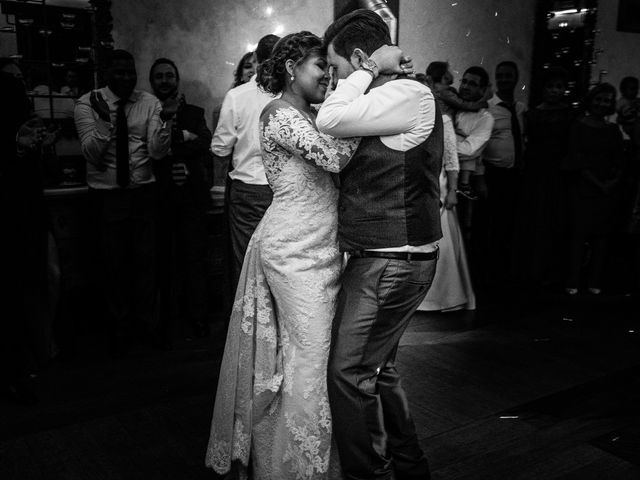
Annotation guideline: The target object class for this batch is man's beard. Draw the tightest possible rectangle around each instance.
[156,86,178,101]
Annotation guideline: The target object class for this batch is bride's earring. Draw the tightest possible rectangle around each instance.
[290,75,295,81]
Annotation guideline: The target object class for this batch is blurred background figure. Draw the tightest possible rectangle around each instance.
[419,62,476,312]
[1,70,59,405]
[210,34,279,300]
[149,57,212,344]
[563,83,623,296]
[60,67,84,98]
[232,51,256,89]
[515,67,574,290]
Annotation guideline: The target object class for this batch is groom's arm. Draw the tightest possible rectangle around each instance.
[316,70,433,138]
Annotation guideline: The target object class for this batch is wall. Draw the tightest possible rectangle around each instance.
[111,0,334,127]
[0,13,17,58]
[110,0,539,125]
[592,0,640,91]
[400,0,537,104]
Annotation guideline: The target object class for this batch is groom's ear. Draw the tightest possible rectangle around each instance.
[350,48,365,68]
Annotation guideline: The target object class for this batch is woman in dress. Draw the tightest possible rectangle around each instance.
[563,83,624,295]
[419,66,475,311]
[205,31,403,479]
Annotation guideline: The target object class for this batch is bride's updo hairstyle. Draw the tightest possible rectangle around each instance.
[257,31,323,95]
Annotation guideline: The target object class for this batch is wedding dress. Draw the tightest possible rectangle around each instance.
[206,100,359,479]
[419,114,476,311]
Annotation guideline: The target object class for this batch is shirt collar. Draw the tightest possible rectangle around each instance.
[104,86,140,104]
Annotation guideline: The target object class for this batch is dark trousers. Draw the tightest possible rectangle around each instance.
[483,164,519,286]
[91,185,156,338]
[328,257,437,480]
[1,175,48,382]
[227,180,272,294]
[155,181,209,335]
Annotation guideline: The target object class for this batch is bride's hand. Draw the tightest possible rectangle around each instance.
[368,45,414,75]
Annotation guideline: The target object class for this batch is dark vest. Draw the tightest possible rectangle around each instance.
[338,104,444,251]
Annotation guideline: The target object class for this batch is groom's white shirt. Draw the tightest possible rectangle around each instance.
[317,70,439,252]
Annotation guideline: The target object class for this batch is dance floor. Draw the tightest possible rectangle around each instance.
[1,292,639,479]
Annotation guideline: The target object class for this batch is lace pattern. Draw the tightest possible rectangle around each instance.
[206,101,358,479]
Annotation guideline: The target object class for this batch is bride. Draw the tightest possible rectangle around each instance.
[205,31,405,479]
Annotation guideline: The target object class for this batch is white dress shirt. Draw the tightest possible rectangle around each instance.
[317,70,435,150]
[482,94,527,169]
[74,87,171,190]
[211,75,276,185]
[316,70,438,252]
[455,109,494,161]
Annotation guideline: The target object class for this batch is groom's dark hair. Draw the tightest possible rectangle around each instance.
[323,9,391,60]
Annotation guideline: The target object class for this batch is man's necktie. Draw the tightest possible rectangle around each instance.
[498,101,523,169]
[116,99,130,187]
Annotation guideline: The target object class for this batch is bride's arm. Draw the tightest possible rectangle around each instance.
[261,104,360,173]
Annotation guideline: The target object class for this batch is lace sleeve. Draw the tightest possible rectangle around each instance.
[442,115,460,172]
[262,104,360,173]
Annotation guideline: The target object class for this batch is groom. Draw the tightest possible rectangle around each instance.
[317,9,443,480]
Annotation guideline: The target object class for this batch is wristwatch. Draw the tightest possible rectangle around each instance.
[359,58,379,79]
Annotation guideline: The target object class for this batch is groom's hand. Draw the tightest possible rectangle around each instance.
[369,45,414,76]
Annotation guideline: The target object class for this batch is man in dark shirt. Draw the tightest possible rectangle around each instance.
[149,58,212,342]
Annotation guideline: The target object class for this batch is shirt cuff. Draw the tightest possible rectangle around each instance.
[211,145,233,157]
[341,69,374,95]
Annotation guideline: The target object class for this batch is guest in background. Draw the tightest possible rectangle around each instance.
[617,76,639,138]
[211,34,279,296]
[419,78,475,311]
[0,57,26,88]
[481,60,527,289]
[149,58,212,343]
[563,83,624,295]
[616,76,640,231]
[211,52,256,135]
[74,49,171,355]
[452,66,494,252]
[1,71,56,404]
[232,51,256,89]
[629,120,640,295]
[516,67,573,289]
[60,67,83,98]
[426,61,491,200]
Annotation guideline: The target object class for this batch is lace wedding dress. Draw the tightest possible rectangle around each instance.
[206,100,359,479]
